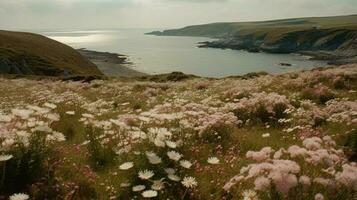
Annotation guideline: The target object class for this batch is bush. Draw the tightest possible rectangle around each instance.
[273,103,288,120]
[0,133,49,195]
[200,124,234,150]
[301,85,335,104]
[343,129,357,161]
[86,126,116,169]
[234,103,289,126]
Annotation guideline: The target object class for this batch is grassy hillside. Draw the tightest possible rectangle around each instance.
[149,14,357,38]
[149,14,357,61]
[0,30,102,76]
[0,64,356,199]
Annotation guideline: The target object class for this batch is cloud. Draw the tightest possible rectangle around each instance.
[0,0,356,30]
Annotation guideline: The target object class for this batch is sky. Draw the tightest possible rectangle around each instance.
[0,0,357,30]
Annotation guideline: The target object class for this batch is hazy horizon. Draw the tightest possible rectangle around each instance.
[1,0,357,31]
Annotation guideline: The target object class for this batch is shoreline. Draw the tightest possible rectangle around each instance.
[77,48,146,77]
[197,41,357,65]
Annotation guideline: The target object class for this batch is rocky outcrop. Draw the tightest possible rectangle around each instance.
[198,29,357,63]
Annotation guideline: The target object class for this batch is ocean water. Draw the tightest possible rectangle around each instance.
[42,29,327,78]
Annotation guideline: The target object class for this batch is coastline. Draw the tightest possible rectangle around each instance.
[197,41,357,65]
[77,49,146,77]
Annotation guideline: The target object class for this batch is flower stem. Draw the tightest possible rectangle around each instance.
[181,188,188,200]
[1,163,6,190]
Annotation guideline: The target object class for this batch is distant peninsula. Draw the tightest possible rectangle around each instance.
[147,14,357,65]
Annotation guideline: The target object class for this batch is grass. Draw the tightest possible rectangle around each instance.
[0,30,102,76]
[0,65,356,199]
[152,14,357,39]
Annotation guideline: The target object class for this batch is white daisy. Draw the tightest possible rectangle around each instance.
[44,102,57,109]
[180,160,192,169]
[11,109,33,119]
[120,182,130,188]
[82,113,94,119]
[168,174,181,182]
[142,190,158,198]
[151,179,165,191]
[181,176,197,188]
[146,151,162,165]
[164,168,176,175]
[242,189,259,200]
[165,140,177,148]
[9,193,29,200]
[132,185,146,192]
[139,170,154,180]
[154,138,166,147]
[262,133,270,138]
[167,151,182,161]
[119,162,134,170]
[0,154,13,161]
[207,157,220,165]
[65,111,75,115]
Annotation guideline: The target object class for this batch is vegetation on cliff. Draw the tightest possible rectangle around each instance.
[149,14,357,63]
[0,30,102,76]
[0,64,356,199]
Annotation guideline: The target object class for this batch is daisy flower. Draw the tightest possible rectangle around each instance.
[164,168,176,175]
[139,170,154,180]
[207,157,220,165]
[9,193,29,200]
[181,176,197,188]
[242,189,259,200]
[65,111,75,115]
[119,162,134,170]
[0,154,13,161]
[132,185,146,192]
[142,190,158,198]
[180,160,192,169]
[165,140,177,148]
[151,179,165,191]
[167,151,182,161]
[146,151,162,164]
[168,174,181,182]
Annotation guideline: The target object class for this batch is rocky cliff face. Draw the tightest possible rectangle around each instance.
[149,15,357,63]
[197,28,357,64]
[200,29,357,53]
[0,54,69,76]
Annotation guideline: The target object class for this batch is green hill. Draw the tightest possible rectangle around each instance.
[0,30,103,76]
[149,14,357,38]
[148,14,357,62]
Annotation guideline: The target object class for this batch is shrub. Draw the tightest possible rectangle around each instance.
[301,84,335,104]
[86,126,116,169]
[342,129,357,161]
[195,81,210,90]
[273,103,289,120]
[333,77,348,89]
[200,124,233,144]
[0,133,49,195]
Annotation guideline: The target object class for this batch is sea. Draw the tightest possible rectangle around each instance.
[40,28,327,78]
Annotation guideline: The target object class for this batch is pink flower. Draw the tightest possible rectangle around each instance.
[222,175,244,191]
[269,172,298,194]
[315,193,324,200]
[299,175,311,186]
[254,176,271,191]
[246,147,273,162]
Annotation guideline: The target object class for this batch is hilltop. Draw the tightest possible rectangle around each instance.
[0,30,103,76]
[0,64,356,199]
[148,14,357,64]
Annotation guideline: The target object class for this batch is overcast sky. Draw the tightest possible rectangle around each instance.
[1,0,357,30]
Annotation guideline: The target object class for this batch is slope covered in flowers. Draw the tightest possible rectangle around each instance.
[0,64,356,200]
